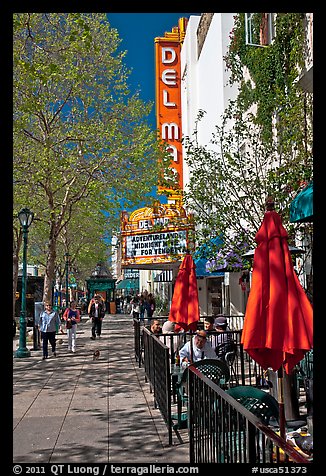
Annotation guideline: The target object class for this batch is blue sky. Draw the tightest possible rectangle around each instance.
[106,13,200,208]
[106,13,200,128]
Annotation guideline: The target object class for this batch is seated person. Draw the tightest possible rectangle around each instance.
[150,319,161,335]
[213,316,236,361]
[204,316,215,332]
[179,330,218,364]
[160,320,175,350]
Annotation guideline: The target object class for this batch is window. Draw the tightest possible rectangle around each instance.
[245,13,275,47]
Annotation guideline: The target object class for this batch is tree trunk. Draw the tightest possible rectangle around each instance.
[43,235,57,303]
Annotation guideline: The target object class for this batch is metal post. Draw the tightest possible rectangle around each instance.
[15,225,31,358]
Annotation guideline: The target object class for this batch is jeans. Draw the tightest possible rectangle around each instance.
[67,325,77,351]
[41,331,56,357]
[91,317,102,337]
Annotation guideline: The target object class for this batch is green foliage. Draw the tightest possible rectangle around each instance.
[183,13,313,269]
[225,13,310,148]
[13,13,171,299]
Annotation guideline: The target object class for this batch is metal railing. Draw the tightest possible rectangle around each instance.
[139,322,267,389]
[142,325,272,447]
[188,366,311,464]
[133,318,142,367]
[143,327,172,444]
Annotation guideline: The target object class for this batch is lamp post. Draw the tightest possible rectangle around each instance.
[65,252,70,307]
[16,208,34,358]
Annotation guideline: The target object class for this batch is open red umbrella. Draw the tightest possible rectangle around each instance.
[168,253,200,333]
[241,198,313,438]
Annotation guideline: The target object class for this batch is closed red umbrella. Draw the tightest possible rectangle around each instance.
[241,198,313,438]
[168,253,200,333]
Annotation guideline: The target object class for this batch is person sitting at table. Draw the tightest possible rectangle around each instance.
[160,320,184,357]
[179,330,218,364]
[213,315,236,361]
[160,320,175,349]
[150,319,161,335]
[204,316,215,331]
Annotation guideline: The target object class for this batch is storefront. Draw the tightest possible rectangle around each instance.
[86,262,116,314]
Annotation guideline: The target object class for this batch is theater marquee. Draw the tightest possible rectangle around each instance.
[120,202,194,269]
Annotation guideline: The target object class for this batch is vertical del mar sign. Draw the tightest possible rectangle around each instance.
[155,18,187,193]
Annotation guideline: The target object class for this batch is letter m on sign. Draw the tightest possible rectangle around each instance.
[162,123,179,140]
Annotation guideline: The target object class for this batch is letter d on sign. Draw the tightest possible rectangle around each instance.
[162,47,176,64]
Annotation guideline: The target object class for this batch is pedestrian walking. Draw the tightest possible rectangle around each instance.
[89,295,106,339]
[63,300,81,352]
[145,293,156,324]
[139,295,146,323]
[130,295,140,319]
[38,302,62,360]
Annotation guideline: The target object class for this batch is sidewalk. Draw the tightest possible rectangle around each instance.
[13,314,189,464]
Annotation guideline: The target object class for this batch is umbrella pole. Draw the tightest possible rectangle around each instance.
[278,366,286,440]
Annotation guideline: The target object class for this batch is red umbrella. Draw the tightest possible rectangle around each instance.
[168,253,200,333]
[241,198,313,438]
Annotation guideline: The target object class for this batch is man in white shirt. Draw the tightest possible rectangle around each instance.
[179,330,218,364]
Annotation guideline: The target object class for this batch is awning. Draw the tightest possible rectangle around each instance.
[116,278,139,290]
[194,257,225,277]
[154,270,173,282]
[289,181,313,223]
[193,236,225,277]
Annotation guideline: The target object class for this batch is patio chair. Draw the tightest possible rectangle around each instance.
[226,385,279,426]
[190,358,230,388]
[225,350,239,385]
[295,350,313,416]
[212,386,280,463]
[172,358,230,430]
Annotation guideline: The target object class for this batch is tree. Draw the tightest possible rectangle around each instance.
[13,13,170,304]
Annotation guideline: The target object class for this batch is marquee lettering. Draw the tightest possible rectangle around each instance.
[126,231,187,259]
[162,47,176,64]
[163,90,176,107]
[162,123,179,140]
[155,19,188,191]
[162,69,177,86]
[166,144,178,162]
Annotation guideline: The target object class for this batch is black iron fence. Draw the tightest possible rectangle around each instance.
[188,366,310,464]
[138,318,268,389]
[143,327,172,444]
[141,327,310,462]
[133,318,142,367]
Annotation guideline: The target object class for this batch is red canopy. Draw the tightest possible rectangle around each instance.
[168,253,200,332]
[241,209,313,374]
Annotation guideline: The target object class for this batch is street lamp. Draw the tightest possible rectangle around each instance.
[65,252,70,307]
[16,208,34,358]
